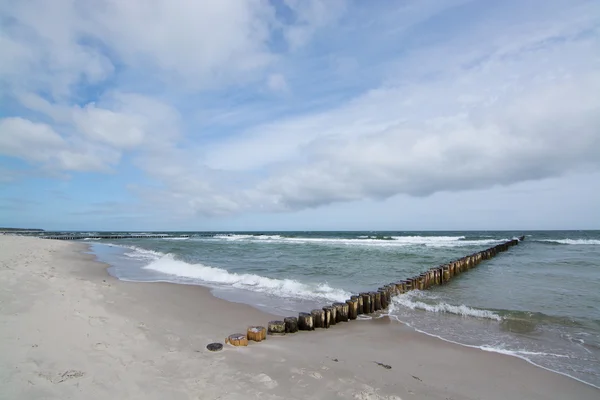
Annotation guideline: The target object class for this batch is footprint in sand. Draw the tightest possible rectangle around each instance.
[39,370,86,384]
[93,342,109,351]
[309,371,323,379]
[88,316,108,327]
[251,373,278,389]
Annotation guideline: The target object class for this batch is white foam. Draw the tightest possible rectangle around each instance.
[161,237,189,241]
[386,316,600,390]
[142,254,351,302]
[207,234,506,248]
[112,245,165,261]
[390,292,502,321]
[538,239,600,245]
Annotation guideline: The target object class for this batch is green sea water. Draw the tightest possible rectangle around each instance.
[27,230,600,387]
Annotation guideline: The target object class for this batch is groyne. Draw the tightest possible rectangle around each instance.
[39,234,189,240]
[218,236,526,348]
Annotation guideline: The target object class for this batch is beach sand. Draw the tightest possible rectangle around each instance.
[1,235,598,400]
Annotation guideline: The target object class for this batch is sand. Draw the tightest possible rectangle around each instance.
[1,235,598,400]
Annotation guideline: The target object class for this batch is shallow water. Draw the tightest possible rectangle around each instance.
[35,230,599,388]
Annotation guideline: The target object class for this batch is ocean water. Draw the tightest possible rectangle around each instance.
[34,230,600,387]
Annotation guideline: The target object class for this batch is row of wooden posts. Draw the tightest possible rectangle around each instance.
[40,234,184,240]
[223,236,525,347]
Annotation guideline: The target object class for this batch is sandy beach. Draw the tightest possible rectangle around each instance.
[1,235,598,400]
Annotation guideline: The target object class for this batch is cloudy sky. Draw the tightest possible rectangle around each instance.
[1,0,599,231]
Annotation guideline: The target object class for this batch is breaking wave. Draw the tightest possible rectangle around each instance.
[142,254,351,302]
[390,292,502,321]
[206,234,506,248]
[536,239,600,245]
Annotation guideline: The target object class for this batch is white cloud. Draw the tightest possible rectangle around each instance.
[1,0,598,220]
[0,117,120,172]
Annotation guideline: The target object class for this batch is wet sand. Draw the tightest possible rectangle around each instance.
[1,235,598,399]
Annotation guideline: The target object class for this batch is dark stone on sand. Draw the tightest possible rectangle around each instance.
[206,343,223,351]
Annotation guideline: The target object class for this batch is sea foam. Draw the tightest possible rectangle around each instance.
[142,254,352,302]
[537,239,600,245]
[390,292,502,321]
[206,234,506,248]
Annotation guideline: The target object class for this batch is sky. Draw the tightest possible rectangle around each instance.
[1,0,599,231]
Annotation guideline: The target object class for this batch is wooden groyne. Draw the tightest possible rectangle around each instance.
[39,234,190,240]
[217,236,525,348]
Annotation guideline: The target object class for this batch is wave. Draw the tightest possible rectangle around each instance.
[387,316,600,389]
[111,244,166,261]
[536,239,600,245]
[142,254,352,302]
[213,234,283,241]
[390,292,502,321]
[206,234,507,248]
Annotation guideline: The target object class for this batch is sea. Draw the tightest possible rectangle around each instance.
[28,230,600,388]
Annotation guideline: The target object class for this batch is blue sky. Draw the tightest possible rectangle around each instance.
[1,0,599,231]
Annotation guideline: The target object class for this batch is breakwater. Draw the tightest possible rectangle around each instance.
[218,236,525,348]
[40,234,190,240]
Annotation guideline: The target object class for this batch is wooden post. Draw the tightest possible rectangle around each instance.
[334,302,349,322]
[357,294,364,314]
[443,266,450,283]
[247,326,267,342]
[378,289,388,309]
[369,292,376,313]
[311,309,325,328]
[341,302,349,322]
[395,282,404,294]
[284,317,298,333]
[268,320,285,335]
[386,284,397,297]
[374,292,382,311]
[333,303,344,323]
[361,293,371,314]
[322,307,331,328]
[298,312,314,331]
[324,305,336,325]
[347,298,358,320]
[226,333,248,346]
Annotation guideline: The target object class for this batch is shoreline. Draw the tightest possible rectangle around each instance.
[90,239,600,389]
[1,235,599,399]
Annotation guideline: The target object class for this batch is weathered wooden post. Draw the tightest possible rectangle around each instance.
[322,307,331,328]
[357,294,364,314]
[369,292,376,313]
[324,305,337,325]
[247,326,267,342]
[374,292,382,311]
[347,298,358,320]
[311,309,325,328]
[226,333,248,346]
[285,317,298,333]
[341,302,349,321]
[268,320,286,335]
[298,312,314,331]
[361,293,371,314]
[395,282,404,294]
[378,289,388,309]
[443,266,450,283]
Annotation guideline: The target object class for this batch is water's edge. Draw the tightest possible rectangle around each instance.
[86,240,600,390]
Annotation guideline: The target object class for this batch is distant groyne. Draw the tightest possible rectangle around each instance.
[39,234,190,240]
[221,236,526,348]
